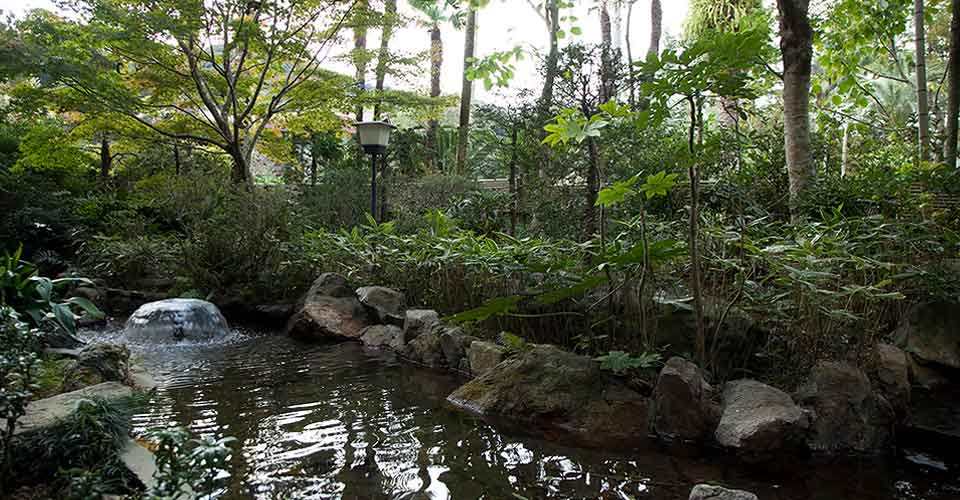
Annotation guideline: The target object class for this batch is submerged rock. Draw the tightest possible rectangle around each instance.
[62,342,131,392]
[356,286,405,324]
[715,379,809,460]
[124,299,230,343]
[873,343,911,418]
[360,324,405,351]
[286,274,369,341]
[689,484,758,500]
[651,357,717,442]
[447,344,650,447]
[894,302,960,370]
[403,309,439,342]
[467,341,506,376]
[796,361,895,455]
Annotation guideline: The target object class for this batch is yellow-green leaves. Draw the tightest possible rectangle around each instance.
[542,108,608,147]
[596,170,678,207]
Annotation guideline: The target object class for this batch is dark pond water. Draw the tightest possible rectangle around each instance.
[83,326,959,500]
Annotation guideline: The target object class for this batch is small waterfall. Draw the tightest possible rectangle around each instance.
[123,299,230,344]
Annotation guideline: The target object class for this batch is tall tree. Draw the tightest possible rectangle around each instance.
[354,0,370,122]
[529,0,561,116]
[649,0,662,58]
[456,6,477,174]
[777,0,815,207]
[410,0,450,172]
[374,0,399,120]
[17,2,356,186]
[946,0,960,167]
[916,0,931,161]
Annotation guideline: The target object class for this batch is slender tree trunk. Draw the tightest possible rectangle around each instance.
[229,143,253,185]
[687,96,706,368]
[510,125,519,236]
[456,8,477,175]
[600,0,615,101]
[427,23,443,172]
[173,141,181,175]
[374,0,397,120]
[648,0,662,58]
[310,136,319,186]
[841,121,852,177]
[537,0,561,179]
[946,0,960,167]
[354,0,369,122]
[777,0,815,208]
[99,137,112,180]
[585,137,600,240]
[626,0,636,106]
[916,0,931,161]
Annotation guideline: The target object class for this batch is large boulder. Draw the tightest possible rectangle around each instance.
[15,382,133,436]
[651,357,717,442]
[439,328,478,373]
[123,299,230,344]
[467,341,506,376]
[403,309,439,342]
[356,286,405,324]
[689,485,758,500]
[359,324,405,351]
[286,274,369,341]
[873,343,911,418]
[62,342,131,392]
[402,326,447,369]
[796,361,895,455]
[447,344,650,447]
[894,302,960,370]
[715,379,809,460]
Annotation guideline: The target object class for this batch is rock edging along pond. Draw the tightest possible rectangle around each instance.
[282,272,912,460]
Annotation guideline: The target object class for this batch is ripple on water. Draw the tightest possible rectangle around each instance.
[78,325,960,500]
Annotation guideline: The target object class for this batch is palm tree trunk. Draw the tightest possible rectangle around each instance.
[648,0,662,58]
[456,8,477,175]
[945,0,960,168]
[777,0,814,208]
[374,0,397,120]
[427,23,443,172]
[916,0,931,161]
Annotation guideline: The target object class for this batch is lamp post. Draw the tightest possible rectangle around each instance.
[355,120,396,221]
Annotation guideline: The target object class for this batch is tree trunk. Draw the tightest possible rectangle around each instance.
[600,0,615,102]
[841,121,852,177]
[585,137,600,240]
[173,141,181,175]
[626,0,636,106]
[427,23,443,172]
[648,0,662,58]
[229,144,253,185]
[687,97,706,368]
[310,135,319,186]
[456,8,477,175]
[945,0,960,168]
[354,0,369,122]
[539,0,560,115]
[510,125,519,236]
[777,0,814,208]
[916,0,931,161]
[99,137,112,180]
[374,0,397,120]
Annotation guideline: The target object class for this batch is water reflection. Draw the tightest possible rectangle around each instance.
[80,327,957,500]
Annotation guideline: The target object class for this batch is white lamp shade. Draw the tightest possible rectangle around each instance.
[356,121,395,148]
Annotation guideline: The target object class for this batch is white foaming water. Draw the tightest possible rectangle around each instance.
[123,299,231,344]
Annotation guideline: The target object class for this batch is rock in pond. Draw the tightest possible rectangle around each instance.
[62,342,131,392]
[360,324,405,351]
[689,484,758,500]
[403,309,439,342]
[439,328,478,373]
[467,341,506,376]
[286,274,370,341]
[796,361,895,455]
[894,302,960,370]
[715,379,809,461]
[652,357,717,442]
[356,286,405,324]
[403,324,463,369]
[15,382,133,436]
[124,299,230,343]
[447,344,650,447]
[873,343,911,418]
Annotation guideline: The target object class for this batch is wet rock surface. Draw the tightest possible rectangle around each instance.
[651,356,717,442]
[715,379,809,460]
[62,342,131,391]
[873,343,911,418]
[356,286,405,325]
[359,324,405,351]
[796,361,895,455]
[689,484,759,500]
[447,344,650,447]
[895,302,960,370]
[286,275,369,341]
[467,341,506,376]
[402,309,439,342]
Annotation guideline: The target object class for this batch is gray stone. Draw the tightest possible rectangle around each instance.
[689,484,758,500]
[715,379,809,460]
[120,439,158,490]
[286,274,370,341]
[796,361,895,455]
[129,364,158,392]
[439,328,478,372]
[15,382,133,436]
[403,309,440,341]
[360,324,405,351]
[894,302,960,370]
[301,273,355,303]
[43,347,81,358]
[356,286,405,324]
[403,328,447,368]
[467,341,506,376]
[652,357,717,442]
[62,342,131,392]
[874,343,910,418]
[447,344,650,447]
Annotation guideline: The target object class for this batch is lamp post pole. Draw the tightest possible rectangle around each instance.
[370,151,378,221]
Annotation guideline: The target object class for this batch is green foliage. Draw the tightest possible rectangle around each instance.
[466,46,525,90]
[146,427,235,500]
[0,307,39,495]
[595,351,662,375]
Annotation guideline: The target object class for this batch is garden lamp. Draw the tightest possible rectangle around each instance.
[355,120,396,221]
